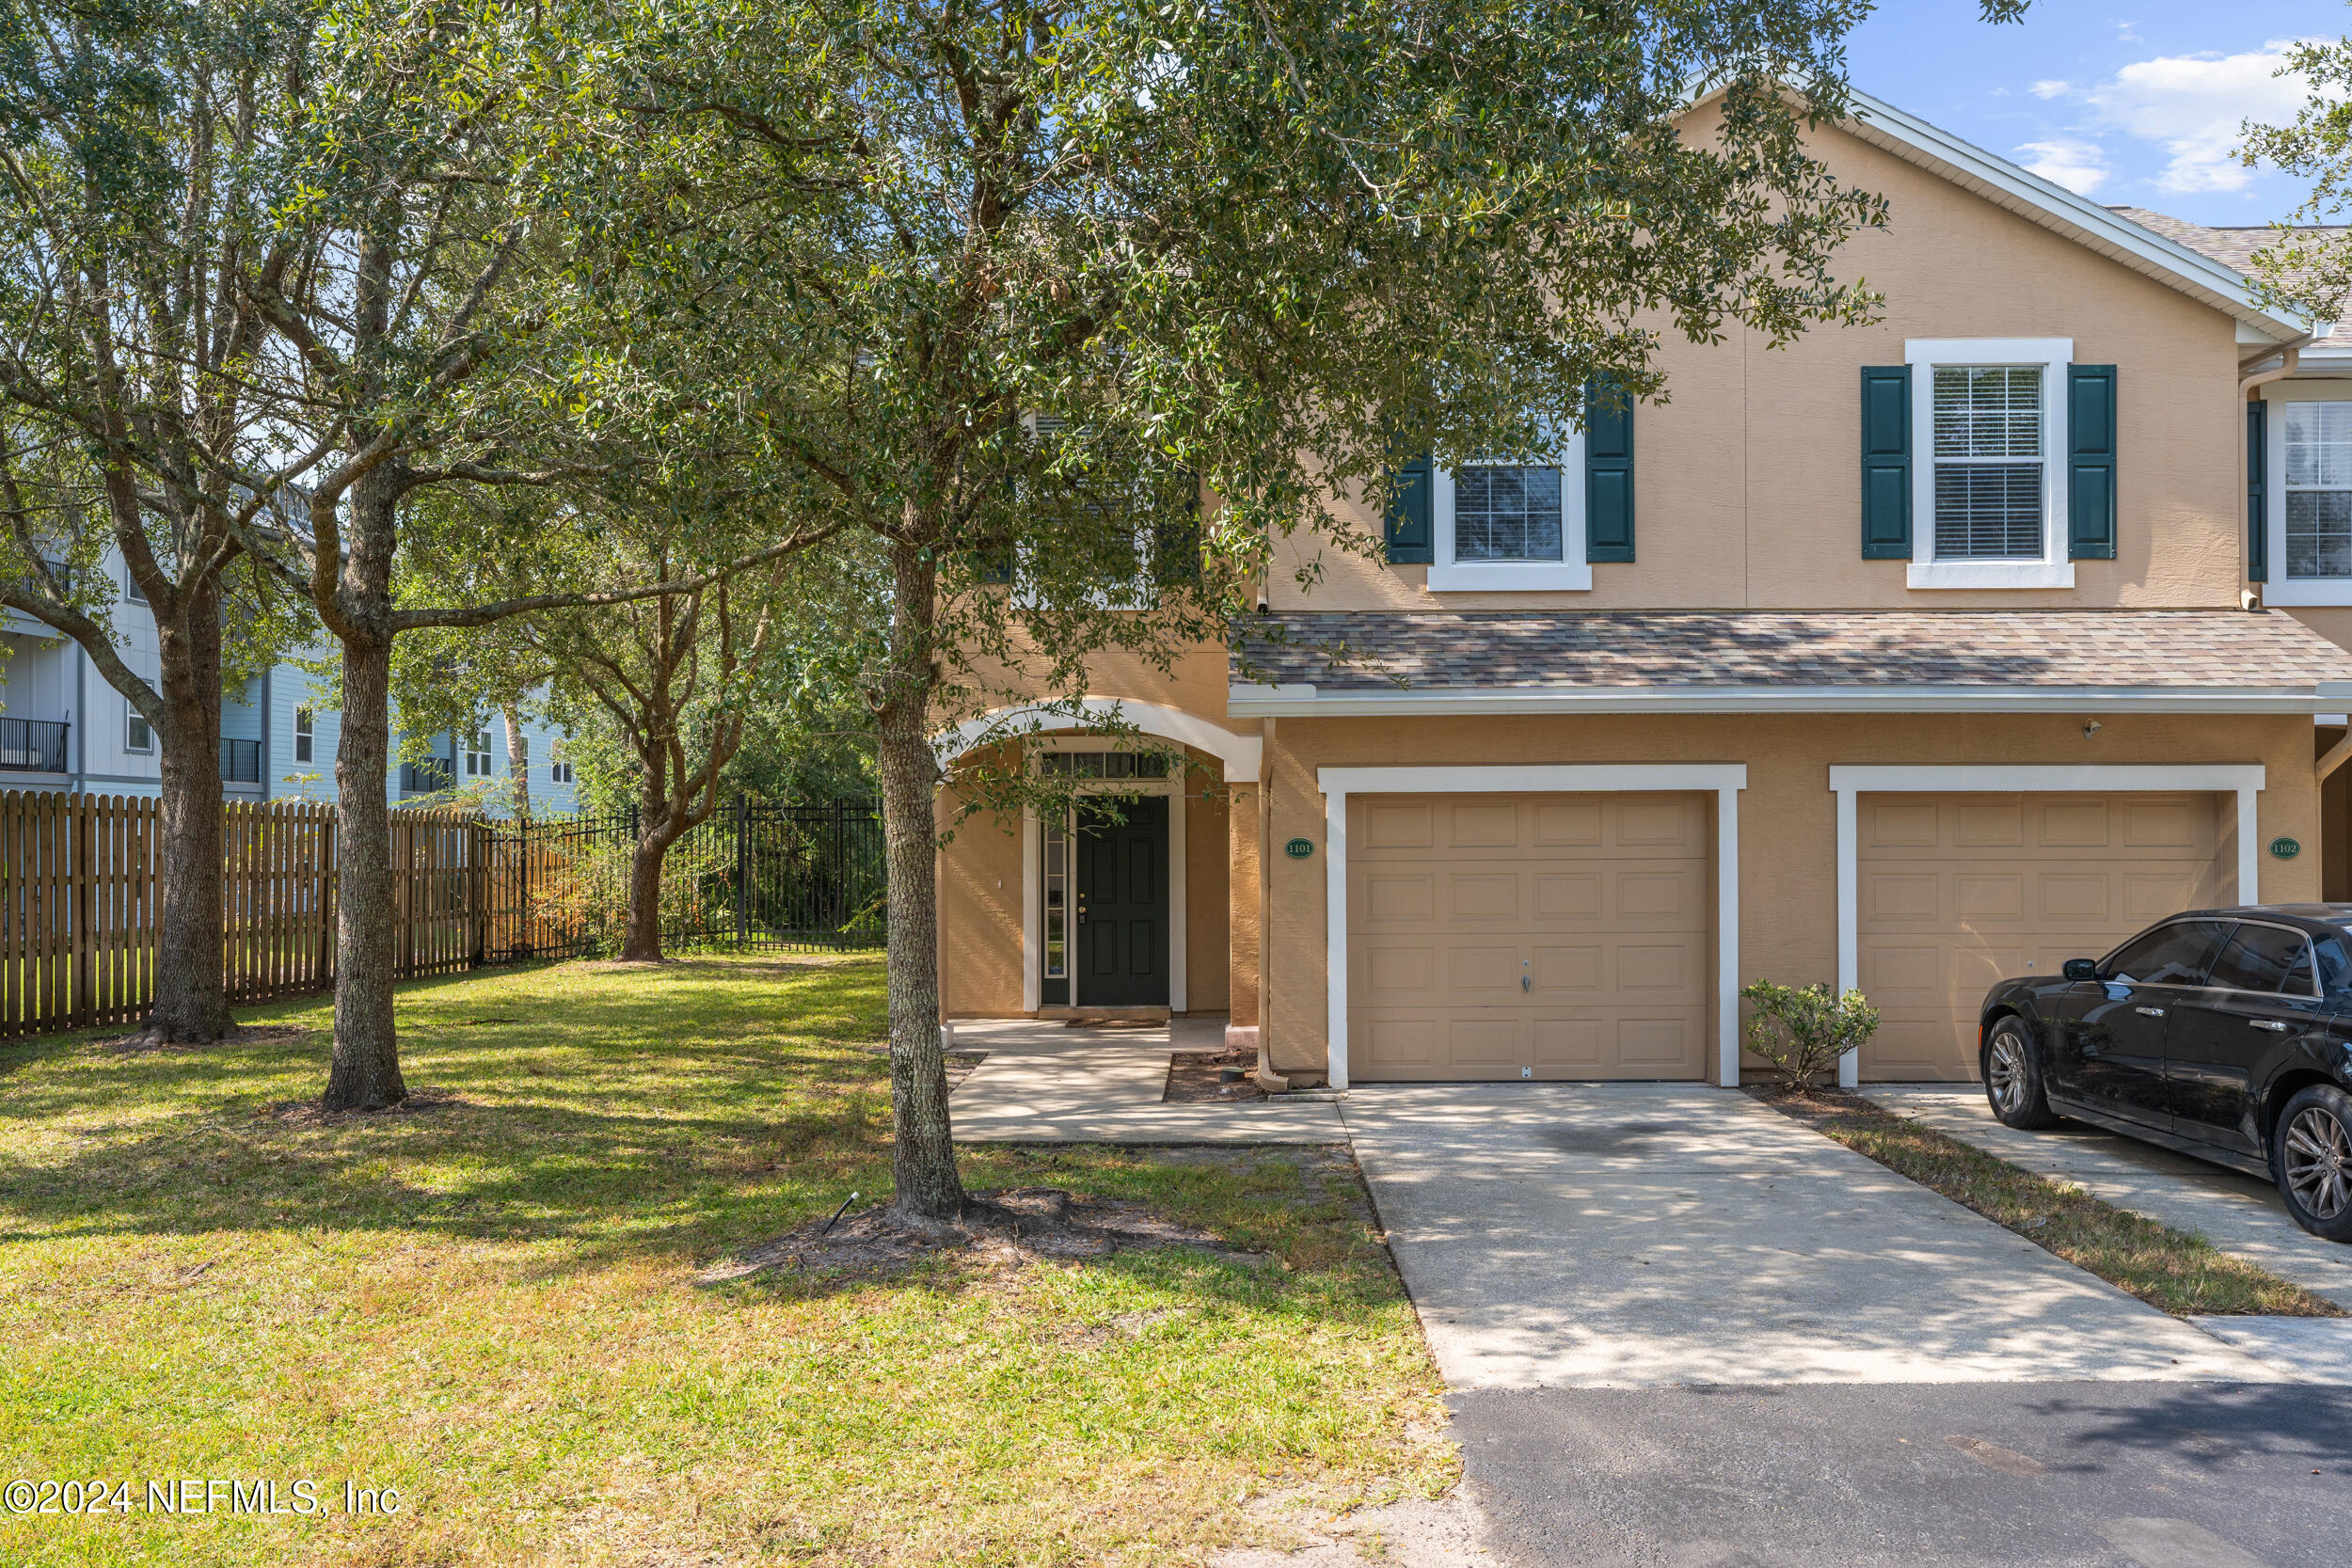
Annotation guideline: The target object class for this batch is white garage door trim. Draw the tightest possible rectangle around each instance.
[1318,765,1750,1090]
[1828,764,2266,1089]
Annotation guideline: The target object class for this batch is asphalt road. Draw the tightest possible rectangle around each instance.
[1452,1381,2352,1568]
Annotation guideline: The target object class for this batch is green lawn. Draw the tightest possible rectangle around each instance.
[0,955,1450,1566]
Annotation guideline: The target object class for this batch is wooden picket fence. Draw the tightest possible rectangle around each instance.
[0,791,886,1041]
[0,794,485,1040]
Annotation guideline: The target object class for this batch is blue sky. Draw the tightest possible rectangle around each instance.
[1846,1,2345,226]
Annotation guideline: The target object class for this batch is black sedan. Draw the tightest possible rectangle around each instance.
[1978,905,2352,1243]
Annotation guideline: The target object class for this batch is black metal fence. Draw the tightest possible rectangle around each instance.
[479,797,886,961]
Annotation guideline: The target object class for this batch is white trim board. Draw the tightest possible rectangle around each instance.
[1904,338,2075,591]
[1826,763,2267,1090]
[935,697,1262,782]
[1229,683,2351,718]
[1315,764,1749,1090]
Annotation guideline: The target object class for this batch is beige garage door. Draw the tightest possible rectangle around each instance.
[1857,792,2230,1081]
[1348,792,1711,1081]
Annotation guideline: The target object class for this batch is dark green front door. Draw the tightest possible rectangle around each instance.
[1076,798,1168,1007]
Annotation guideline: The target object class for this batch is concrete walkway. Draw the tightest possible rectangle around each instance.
[948,1018,1348,1143]
[1340,1083,2278,1389]
[1863,1085,2352,1309]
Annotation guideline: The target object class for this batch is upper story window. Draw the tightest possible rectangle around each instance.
[1454,462,1565,563]
[2285,401,2352,579]
[1900,339,2076,590]
[123,570,147,605]
[462,729,495,776]
[1931,366,2045,560]
[2255,387,2352,605]
[1425,437,1590,593]
[293,707,314,763]
[548,740,574,785]
[124,706,151,753]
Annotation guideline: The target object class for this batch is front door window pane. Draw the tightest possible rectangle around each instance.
[1454,464,1563,562]
[1931,365,2044,560]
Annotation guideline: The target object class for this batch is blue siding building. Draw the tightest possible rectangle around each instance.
[0,548,581,812]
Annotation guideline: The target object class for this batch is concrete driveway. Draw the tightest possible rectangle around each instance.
[1341,1084,2352,1568]
[1340,1083,2277,1387]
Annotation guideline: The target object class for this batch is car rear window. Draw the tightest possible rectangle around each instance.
[2206,925,2312,994]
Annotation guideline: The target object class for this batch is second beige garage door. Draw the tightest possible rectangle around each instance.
[1347,792,1711,1081]
[1857,792,2231,1081]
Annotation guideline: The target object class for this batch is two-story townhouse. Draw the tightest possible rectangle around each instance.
[930,87,2352,1096]
[0,548,580,814]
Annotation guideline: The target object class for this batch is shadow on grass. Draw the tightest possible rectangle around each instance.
[0,955,909,1276]
[0,955,1396,1308]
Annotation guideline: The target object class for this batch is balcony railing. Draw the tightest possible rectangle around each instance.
[0,718,69,774]
[220,737,261,784]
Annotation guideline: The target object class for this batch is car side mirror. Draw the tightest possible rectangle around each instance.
[2063,958,2101,982]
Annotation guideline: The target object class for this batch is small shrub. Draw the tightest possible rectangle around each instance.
[1740,981,1880,1093]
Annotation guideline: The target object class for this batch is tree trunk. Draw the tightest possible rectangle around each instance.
[878,538,966,1223]
[620,796,675,962]
[323,469,406,1111]
[323,618,405,1108]
[501,705,529,818]
[140,578,234,1043]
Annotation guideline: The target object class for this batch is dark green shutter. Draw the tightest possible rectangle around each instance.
[2066,364,2118,561]
[1152,469,1201,586]
[1859,366,1911,558]
[1384,452,1433,563]
[2248,400,2268,583]
[1584,380,1635,562]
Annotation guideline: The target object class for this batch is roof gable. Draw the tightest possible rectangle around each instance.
[1690,87,2311,344]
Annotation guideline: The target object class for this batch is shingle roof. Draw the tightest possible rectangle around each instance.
[1231,610,2352,692]
[2108,206,2345,324]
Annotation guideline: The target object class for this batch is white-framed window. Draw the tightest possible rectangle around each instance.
[462,728,494,776]
[548,740,574,785]
[124,706,151,753]
[2266,388,2352,602]
[123,570,146,605]
[293,707,314,764]
[1426,430,1589,592]
[1905,338,2074,589]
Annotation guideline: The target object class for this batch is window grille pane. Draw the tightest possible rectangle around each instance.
[2285,402,2352,487]
[1932,365,2042,458]
[1042,823,1067,979]
[2288,491,2352,578]
[1933,465,2044,559]
[1454,465,1563,562]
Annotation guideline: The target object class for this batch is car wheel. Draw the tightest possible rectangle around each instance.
[1983,1018,2058,1130]
[2275,1084,2352,1243]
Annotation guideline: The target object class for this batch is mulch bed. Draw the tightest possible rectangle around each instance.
[700,1185,1275,1284]
[1163,1046,1266,1102]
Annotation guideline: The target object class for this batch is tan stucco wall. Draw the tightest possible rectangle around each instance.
[1229,783,1263,1027]
[1270,114,2247,615]
[953,640,1234,728]
[1258,711,2319,1085]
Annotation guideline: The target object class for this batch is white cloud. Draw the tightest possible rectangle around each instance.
[2084,40,2312,195]
[2029,79,2073,101]
[2016,136,2111,195]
